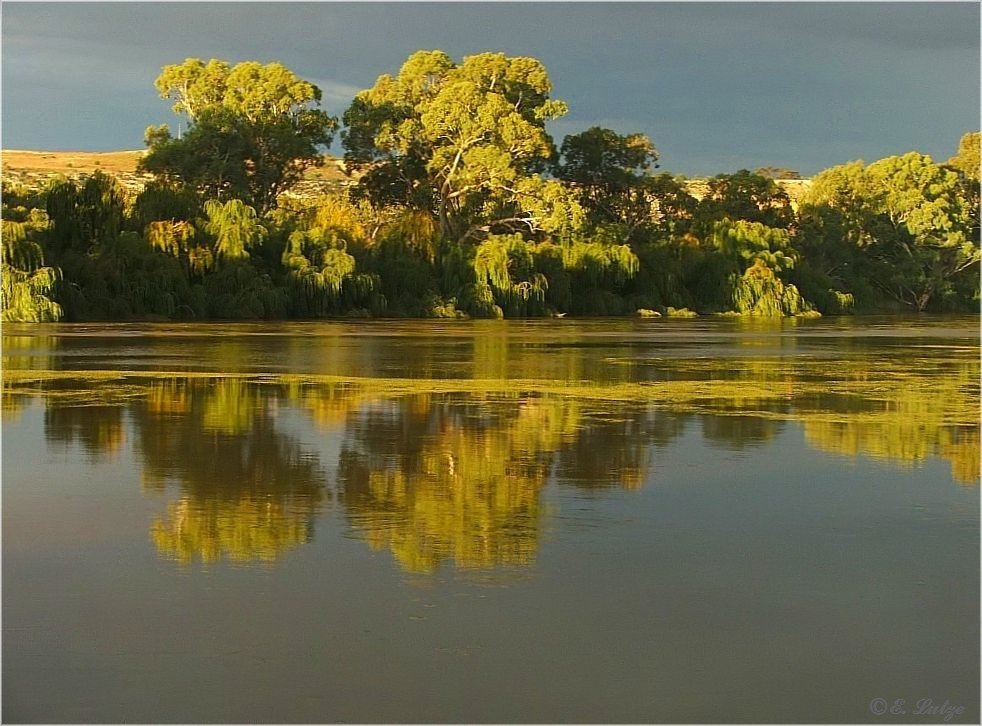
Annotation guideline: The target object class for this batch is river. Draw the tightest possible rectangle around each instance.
[2,316,978,723]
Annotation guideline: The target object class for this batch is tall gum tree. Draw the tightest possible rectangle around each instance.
[342,50,573,244]
[554,126,660,235]
[803,151,979,311]
[141,58,338,215]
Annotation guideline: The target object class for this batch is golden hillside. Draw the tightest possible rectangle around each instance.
[1,149,351,196]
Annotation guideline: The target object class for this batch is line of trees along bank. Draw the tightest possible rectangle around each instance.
[2,52,979,322]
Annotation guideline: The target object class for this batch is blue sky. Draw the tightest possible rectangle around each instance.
[1,1,979,176]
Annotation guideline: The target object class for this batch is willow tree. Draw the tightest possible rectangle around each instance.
[1,209,63,323]
[560,234,640,315]
[203,199,266,264]
[45,172,126,255]
[707,218,815,316]
[281,196,382,316]
[472,233,550,317]
[140,58,338,215]
[342,50,571,244]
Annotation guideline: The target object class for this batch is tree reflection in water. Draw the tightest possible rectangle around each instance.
[6,332,977,571]
[45,405,127,460]
[335,393,691,572]
[798,355,980,485]
[337,393,577,573]
[135,378,329,564]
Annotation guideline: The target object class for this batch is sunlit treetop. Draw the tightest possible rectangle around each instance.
[155,58,324,123]
[342,49,571,242]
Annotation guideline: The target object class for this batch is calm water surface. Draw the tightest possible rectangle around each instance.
[2,317,979,723]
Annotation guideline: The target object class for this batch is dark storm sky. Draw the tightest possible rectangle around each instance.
[1,1,979,176]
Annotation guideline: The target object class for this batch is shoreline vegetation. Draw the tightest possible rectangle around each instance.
[2,52,979,323]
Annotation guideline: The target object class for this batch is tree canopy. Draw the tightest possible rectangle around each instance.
[2,49,978,323]
[555,126,660,233]
[342,50,572,243]
[140,58,338,215]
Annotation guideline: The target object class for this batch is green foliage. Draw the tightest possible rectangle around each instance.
[202,260,289,319]
[371,210,441,314]
[710,218,797,273]
[801,150,979,311]
[141,58,338,214]
[342,49,568,243]
[45,172,127,254]
[728,259,816,317]
[203,198,265,263]
[473,233,549,317]
[279,196,383,317]
[694,169,795,234]
[560,237,640,315]
[9,54,977,322]
[1,218,64,322]
[948,131,980,181]
[648,173,698,237]
[555,126,659,232]
[131,180,200,232]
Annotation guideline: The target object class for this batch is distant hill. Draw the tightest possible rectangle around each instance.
[2,149,810,206]
[1,149,352,197]
[2,149,147,174]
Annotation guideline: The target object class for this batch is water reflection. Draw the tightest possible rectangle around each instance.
[134,379,329,564]
[337,394,570,573]
[335,394,688,572]
[701,414,781,450]
[45,404,126,460]
[552,406,683,489]
[3,320,978,572]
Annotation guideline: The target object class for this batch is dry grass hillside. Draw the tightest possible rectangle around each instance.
[2,149,810,206]
[2,149,147,174]
[1,149,351,196]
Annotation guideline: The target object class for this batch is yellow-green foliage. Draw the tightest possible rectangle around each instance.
[563,239,639,285]
[1,215,64,322]
[203,198,265,262]
[711,218,797,272]
[146,219,195,258]
[730,259,817,317]
[474,234,548,311]
[281,196,373,315]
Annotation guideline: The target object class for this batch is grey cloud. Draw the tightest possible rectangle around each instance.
[2,2,978,175]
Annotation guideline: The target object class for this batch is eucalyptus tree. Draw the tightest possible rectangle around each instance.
[865,152,978,310]
[140,58,338,215]
[693,169,795,234]
[946,131,980,248]
[554,126,659,235]
[947,131,980,181]
[646,172,698,238]
[802,151,978,311]
[342,49,573,244]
